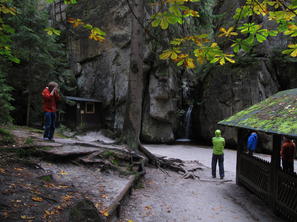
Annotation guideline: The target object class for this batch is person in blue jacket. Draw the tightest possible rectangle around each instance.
[247,132,258,156]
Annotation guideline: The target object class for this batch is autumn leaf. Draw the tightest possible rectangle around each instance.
[100,194,108,199]
[184,58,196,68]
[32,196,43,202]
[144,205,152,210]
[62,194,73,201]
[67,18,84,28]
[183,9,199,17]
[95,202,102,208]
[282,44,297,57]
[218,27,238,38]
[20,215,35,220]
[14,167,24,171]
[58,170,69,175]
[159,48,181,60]
[100,209,109,217]
[0,168,5,173]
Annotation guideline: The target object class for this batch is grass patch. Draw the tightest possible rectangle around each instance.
[38,175,54,182]
[0,127,15,145]
[24,137,34,145]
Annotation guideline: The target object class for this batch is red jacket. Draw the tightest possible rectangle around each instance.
[42,87,60,112]
[280,141,296,162]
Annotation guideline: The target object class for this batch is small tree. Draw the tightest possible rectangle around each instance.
[7,0,69,125]
[0,71,14,124]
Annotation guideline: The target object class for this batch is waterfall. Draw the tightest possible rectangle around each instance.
[184,105,193,139]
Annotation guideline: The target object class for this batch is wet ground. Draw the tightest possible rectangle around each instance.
[119,144,287,222]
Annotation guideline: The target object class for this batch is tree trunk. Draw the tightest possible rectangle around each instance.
[123,0,144,150]
[26,88,31,126]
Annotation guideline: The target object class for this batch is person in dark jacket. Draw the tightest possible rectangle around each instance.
[42,81,60,141]
[212,129,225,179]
[247,132,258,156]
[280,137,296,173]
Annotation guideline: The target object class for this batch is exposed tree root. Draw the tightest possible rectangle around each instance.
[138,143,200,179]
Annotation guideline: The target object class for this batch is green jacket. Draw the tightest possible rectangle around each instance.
[212,130,225,155]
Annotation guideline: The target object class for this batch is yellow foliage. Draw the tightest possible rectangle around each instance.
[184,58,196,68]
[218,27,238,38]
[67,18,84,28]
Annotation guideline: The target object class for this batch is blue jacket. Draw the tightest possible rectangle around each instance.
[247,133,258,151]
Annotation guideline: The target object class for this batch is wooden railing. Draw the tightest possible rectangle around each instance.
[239,153,271,203]
[276,170,297,222]
[238,152,297,222]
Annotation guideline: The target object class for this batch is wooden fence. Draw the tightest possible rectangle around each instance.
[238,153,297,222]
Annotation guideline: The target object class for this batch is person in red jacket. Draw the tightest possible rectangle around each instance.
[280,137,296,173]
[42,81,60,141]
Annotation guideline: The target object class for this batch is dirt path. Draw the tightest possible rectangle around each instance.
[119,144,286,222]
[120,167,284,222]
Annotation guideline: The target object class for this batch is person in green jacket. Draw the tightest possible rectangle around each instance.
[212,129,225,179]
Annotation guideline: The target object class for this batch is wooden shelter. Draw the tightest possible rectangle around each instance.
[61,96,102,130]
[218,88,297,221]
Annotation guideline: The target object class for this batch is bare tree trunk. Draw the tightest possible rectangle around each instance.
[123,0,144,150]
[26,89,31,126]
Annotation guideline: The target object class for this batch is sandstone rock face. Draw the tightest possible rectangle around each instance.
[63,0,297,146]
[193,60,279,148]
[65,0,179,142]
[67,0,131,130]
[141,68,178,144]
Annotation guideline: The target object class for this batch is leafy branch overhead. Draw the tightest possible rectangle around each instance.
[153,0,297,69]
[67,18,106,42]
[3,0,297,68]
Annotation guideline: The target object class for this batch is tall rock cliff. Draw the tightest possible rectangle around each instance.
[61,0,179,143]
[56,0,297,146]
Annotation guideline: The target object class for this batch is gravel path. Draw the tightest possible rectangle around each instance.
[119,144,287,222]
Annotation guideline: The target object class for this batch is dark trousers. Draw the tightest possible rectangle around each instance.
[248,149,254,156]
[212,154,224,178]
[43,112,56,140]
[282,160,294,173]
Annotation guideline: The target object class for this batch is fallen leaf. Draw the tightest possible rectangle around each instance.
[128,220,134,222]
[144,205,152,210]
[0,168,5,173]
[14,167,24,171]
[20,215,35,220]
[2,211,9,218]
[32,196,43,202]
[54,205,63,210]
[58,170,69,175]
[95,202,102,208]
[44,210,57,216]
[57,185,69,189]
[99,209,109,217]
[62,195,73,201]
[100,194,108,199]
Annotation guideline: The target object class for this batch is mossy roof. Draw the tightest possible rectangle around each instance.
[218,88,297,137]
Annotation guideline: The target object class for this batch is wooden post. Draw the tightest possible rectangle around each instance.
[76,103,81,128]
[271,134,281,211]
[236,128,245,185]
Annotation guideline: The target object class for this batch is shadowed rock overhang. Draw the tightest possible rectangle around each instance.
[218,88,297,137]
